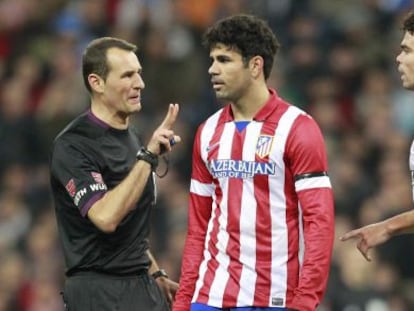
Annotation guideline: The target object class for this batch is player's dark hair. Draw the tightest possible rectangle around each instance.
[82,37,137,93]
[402,11,414,34]
[202,14,280,80]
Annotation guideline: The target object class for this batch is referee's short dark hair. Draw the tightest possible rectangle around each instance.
[82,37,137,93]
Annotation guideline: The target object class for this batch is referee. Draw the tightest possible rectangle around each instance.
[50,37,180,310]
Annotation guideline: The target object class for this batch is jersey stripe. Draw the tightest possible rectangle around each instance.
[193,111,221,304]
[237,122,262,305]
[253,119,274,306]
[268,106,303,306]
[191,179,215,197]
[205,122,235,306]
[295,176,331,191]
[221,124,245,305]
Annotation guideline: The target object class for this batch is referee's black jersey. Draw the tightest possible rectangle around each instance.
[50,110,154,276]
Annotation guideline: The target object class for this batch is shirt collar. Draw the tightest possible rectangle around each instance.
[221,88,280,122]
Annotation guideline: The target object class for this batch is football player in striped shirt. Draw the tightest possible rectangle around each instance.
[173,14,335,311]
[341,11,414,261]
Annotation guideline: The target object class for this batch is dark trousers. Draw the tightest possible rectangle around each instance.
[62,272,169,311]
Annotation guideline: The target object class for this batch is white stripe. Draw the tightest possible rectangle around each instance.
[193,111,221,304]
[269,106,303,305]
[237,121,262,305]
[295,176,331,192]
[200,110,222,164]
[275,106,303,151]
[207,122,235,306]
[192,250,211,303]
[409,141,414,202]
[190,179,214,197]
[207,179,230,307]
[192,202,216,303]
[297,204,304,266]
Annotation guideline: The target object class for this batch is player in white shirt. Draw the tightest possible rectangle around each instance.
[341,11,414,261]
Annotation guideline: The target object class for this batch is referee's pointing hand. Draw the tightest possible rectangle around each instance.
[147,103,181,155]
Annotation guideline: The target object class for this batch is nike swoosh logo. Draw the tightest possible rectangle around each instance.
[206,142,220,152]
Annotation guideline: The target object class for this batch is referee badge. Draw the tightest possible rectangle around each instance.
[65,178,76,198]
[91,171,104,183]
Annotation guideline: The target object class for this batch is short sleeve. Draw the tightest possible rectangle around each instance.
[50,139,107,217]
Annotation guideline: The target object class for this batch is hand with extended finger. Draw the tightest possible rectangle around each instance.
[339,221,390,261]
[147,103,181,155]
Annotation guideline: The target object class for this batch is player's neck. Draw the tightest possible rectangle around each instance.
[231,84,270,121]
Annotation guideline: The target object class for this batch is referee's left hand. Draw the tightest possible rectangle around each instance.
[156,277,179,306]
[147,103,181,155]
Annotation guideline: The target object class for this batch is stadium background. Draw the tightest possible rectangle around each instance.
[1,0,414,310]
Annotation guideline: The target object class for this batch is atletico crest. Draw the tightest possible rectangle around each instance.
[256,135,274,158]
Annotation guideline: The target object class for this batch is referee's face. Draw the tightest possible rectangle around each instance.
[103,47,145,115]
[396,31,414,91]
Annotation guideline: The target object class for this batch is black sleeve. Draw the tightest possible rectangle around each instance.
[50,138,108,217]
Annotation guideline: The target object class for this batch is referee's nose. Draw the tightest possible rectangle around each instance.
[134,72,145,90]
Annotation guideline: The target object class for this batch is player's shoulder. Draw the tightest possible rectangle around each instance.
[54,111,108,144]
[276,96,309,118]
[52,112,100,157]
[54,112,86,138]
[197,107,226,134]
[276,98,317,127]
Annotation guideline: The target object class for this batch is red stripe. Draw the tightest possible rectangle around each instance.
[197,194,222,303]
[283,116,302,305]
[222,126,245,305]
[284,171,300,305]
[197,111,227,303]
[221,177,243,305]
[253,122,276,305]
[253,176,271,305]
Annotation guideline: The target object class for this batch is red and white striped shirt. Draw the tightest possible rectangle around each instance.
[173,89,334,311]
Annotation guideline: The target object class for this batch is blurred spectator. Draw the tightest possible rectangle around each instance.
[35,34,88,147]
[0,78,46,174]
[1,1,414,310]
[0,190,31,251]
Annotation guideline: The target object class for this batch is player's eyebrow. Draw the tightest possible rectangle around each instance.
[401,43,411,51]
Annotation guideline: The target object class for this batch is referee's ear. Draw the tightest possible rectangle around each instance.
[88,73,105,94]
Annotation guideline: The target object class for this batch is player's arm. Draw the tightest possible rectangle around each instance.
[173,126,213,311]
[88,104,180,232]
[340,209,414,261]
[380,210,414,235]
[286,114,335,311]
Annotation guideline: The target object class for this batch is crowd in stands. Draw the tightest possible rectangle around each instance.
[1,0,414,310]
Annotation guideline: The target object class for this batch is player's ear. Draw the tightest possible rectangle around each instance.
[249,55,264,79]
[88,74,105,94]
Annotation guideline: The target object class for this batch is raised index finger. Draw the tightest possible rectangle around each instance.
[340,229,362,241]
[160,103,179,129]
